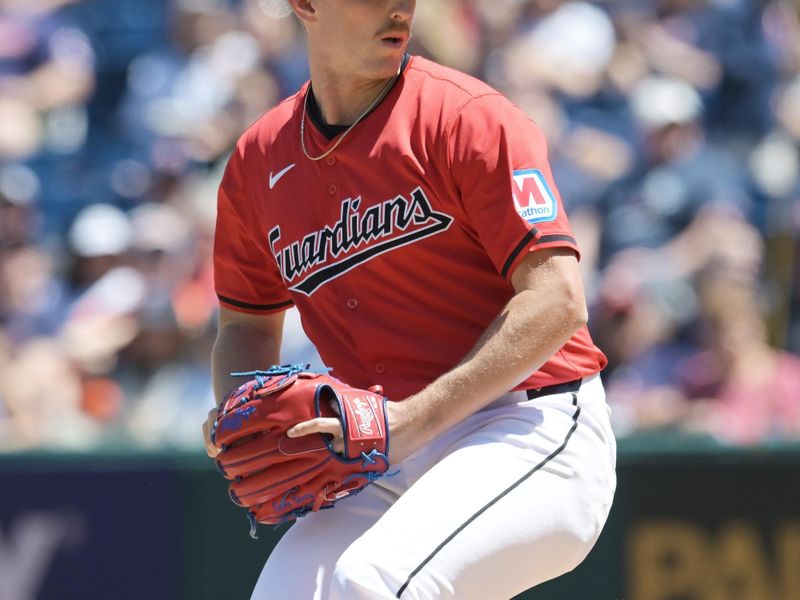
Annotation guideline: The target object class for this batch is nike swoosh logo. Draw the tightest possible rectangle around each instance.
[269,164,296,189]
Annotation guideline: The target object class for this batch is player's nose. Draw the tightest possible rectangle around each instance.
[390,0,414,22]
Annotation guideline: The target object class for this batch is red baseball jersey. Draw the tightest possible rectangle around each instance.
[214,56,607,400]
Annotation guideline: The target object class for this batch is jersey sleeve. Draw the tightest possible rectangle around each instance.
[214,141,294,313]
[446,94,579,280]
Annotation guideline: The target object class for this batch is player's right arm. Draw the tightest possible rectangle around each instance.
[208,134,295,456]
[202,307,285,457]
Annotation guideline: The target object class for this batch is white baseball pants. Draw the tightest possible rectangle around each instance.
[250,373,617,600]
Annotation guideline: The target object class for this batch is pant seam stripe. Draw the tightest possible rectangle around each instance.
[395,393,581,599]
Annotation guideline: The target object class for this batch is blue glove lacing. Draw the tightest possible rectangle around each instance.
[231,363,311,390]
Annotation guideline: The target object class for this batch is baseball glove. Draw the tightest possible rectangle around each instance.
[211,364,391,537]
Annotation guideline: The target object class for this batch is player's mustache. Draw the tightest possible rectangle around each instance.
[377,24,410,39]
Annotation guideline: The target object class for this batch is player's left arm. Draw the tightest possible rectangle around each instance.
[383,245,586,463]
[288,245,587,464]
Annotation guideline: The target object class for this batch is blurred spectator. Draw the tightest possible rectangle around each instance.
[0,0,95,160]
[600,205,766,434]
[0,164,41,249]
[680,273,800,444]
[594,75,748,264]
[0,243,65,342]
[0,335,103,450]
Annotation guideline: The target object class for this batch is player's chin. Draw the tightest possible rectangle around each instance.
[369,53,404,79]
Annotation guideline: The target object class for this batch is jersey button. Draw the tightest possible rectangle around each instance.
[374,363,386,374]
[326,155,336,166]
[328,183,337,195]
[346,298,358,309]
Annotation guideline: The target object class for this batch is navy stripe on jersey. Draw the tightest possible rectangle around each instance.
[395,394,582,599]
[501,229,537,278]
[217,295,293,312]
[500,231,578,278]
[535,234,577,246]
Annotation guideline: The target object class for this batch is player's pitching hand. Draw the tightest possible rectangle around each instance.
[288,399,419,465]
[287,382,388,456]
[287,417,345,453]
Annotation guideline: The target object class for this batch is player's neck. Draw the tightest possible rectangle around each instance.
[308,63,395,127]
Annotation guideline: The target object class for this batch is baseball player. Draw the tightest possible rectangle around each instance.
[203,0,617,598]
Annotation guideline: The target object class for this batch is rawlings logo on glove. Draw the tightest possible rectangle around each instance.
[211,364,392,538]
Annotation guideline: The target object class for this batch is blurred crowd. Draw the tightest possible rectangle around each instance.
[1,0,799,451]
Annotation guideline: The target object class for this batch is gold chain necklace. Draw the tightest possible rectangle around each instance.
[300,71,400,162]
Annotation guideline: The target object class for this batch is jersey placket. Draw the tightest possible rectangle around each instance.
[324,153,339,198]
[325,154,386,381]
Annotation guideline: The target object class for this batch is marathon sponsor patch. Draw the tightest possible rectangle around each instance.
[512,169,557,224]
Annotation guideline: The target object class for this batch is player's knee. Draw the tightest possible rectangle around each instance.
[330,547,394,600]
[329,562,374,600]
[559,523,605,576]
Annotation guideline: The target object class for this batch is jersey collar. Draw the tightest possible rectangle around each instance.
[306,53,410,141]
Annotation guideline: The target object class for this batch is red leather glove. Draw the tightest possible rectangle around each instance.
[212,364,390,537]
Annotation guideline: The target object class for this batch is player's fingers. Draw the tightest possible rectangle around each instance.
[286,417,342,439]
[288,418,345,454]
[202,407,220,458]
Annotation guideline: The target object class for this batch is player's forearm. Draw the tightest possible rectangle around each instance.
[390,282,587,461]
[212,322,282,405]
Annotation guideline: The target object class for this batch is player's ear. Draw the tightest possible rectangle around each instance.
[288,0,319,24]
